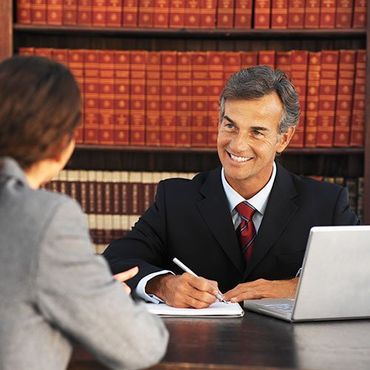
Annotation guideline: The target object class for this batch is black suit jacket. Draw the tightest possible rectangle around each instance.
[104,163,359,293]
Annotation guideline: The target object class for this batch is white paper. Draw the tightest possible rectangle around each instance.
[145,301,245,317]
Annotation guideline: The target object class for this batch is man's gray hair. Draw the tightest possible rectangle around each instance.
[219,65,300,133]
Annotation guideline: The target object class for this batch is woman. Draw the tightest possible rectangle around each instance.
[0,55,168,370]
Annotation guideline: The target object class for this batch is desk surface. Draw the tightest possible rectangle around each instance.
[69,311,370,370]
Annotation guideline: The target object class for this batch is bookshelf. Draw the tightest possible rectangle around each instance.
[0,0,369,224]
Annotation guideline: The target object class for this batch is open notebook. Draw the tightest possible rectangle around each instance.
[145,301,244,318]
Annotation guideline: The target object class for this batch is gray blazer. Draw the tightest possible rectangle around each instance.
[0,158,168,370]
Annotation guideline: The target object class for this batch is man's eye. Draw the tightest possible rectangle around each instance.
[252,129,264,137]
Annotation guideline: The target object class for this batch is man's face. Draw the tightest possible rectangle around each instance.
[217,92,295,198]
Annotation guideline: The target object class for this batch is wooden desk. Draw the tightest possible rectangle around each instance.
[69,312,370,370]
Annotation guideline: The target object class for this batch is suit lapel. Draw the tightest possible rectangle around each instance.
[244,163,299,279]
[196,168,245,274]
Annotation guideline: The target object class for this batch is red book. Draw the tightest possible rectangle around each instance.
[304,0,319,27]
[113,51,130,145]
[153,0,169,27]
[47,0,62,25]
[258,50,275,68]
[185,0,200,28]
[275,50,291,77]
[92,0,107,26]
[68,50,85,144]
[122,0,138,27]
[130,51,147,146]
[223,52,241,81]
[78,0,92,25]
[234,0,253,28]
[200,0,217,28]
[288,0,305,28]
[146,52,161,146]
[176,52,192,147]
[52,48,68,66]
[63,0,77,25]
[335,0,353,28]
[98,50,115,145]
[254,0,271,29]
[304,51,321,147]
[160,51,177,146]
[169,0,185,28]
[333,50,356,147]
[217,0,235,28]
[84,50,100,144]
[17,0,31,24]
[271,0,288,28]
[31,0,47,24]
[35,47,53,59]
[350,50,366,147]
[289,50,308,148]
[316,50,339,147]
[353,0,366,28]
[191,52,209,147]
[240,51,258,68]
[18,47,35,55]
[106,0,122,26]
[138,0,154,27]
[207,52,224,147]
[319,0,336,28]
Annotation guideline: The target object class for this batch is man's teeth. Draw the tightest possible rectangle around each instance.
[229,153,251,162]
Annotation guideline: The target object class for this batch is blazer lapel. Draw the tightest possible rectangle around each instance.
[196,168,245,275]
[244,163,299,279]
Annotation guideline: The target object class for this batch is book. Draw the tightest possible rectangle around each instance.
[145,301,245,317]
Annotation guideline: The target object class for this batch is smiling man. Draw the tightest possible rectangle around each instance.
[104,66,359,308]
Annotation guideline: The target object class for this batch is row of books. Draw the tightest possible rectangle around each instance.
[19,47,366,148]
[16,0,367,29]
[44,170,364,252]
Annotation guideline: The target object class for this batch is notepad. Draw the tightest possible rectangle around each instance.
[145,301,245,318]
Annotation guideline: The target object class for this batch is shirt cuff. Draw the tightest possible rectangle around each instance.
[135,270,174,303]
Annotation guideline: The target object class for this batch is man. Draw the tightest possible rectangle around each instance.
[104,66,359,308]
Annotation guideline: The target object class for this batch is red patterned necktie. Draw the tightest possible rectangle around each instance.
[236,202,257,263]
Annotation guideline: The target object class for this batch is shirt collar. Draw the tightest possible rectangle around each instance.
[221,162,277,216]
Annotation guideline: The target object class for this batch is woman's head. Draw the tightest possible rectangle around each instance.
[0,55,81,169]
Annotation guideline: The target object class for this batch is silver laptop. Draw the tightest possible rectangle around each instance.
[244,225,370,322]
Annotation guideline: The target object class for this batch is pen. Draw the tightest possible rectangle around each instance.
[172,257,227,303]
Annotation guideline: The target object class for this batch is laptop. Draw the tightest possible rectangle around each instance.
[244,225,370,322]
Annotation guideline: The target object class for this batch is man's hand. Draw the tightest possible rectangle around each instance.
[146,273,219,308]
[114,266,139,294]
[223,278,299,303]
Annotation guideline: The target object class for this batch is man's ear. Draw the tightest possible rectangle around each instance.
[277,126,296,153]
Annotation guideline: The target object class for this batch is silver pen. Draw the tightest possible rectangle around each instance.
[172,257,227,303]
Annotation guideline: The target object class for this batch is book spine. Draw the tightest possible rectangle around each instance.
[319,0,336,28]
[77,0,92,25]
[352,0,366,28]
[191,52,209,147]
[200,0,217,28]
[349,49,366,147]
[17,0,32,24]
[146,52,161,146]
[130,51,147,146]
[169,0,185,27]
[106,0,122,26]
[333,50,356,147]
[223,52,241,81]
[254,0,271,29]
[304,51,321,147]
[240,51,258,68]
[288,0,305,28]
[271,0,288,28]
[79,170,88,213]
[47,0,63,25]
[154,0,169,27]
[258,50,275,68]
[275,50,292,77]
[63,0,77,25]
[304,0,320,27]
[176,52,192,147]
[289,50,308,148]
[138,0,154,27]
[113,51,130,145]
[92,0,107,26]
[52,48,68,66]
[31,0,47,24]
[184,0,200,28]
[316,50,339,147]
[234,0,253,28]
[122,0,138,27]
[217,0,235,28]
[335,0,353,28]
[160,51,177,146]
[98,50,115,145]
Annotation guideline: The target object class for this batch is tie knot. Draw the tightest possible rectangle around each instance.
[236,202,256,221]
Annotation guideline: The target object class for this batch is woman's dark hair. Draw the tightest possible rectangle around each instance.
[0,55,81,169]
